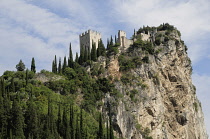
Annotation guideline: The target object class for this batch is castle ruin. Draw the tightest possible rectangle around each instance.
[79,30,101,52]
[79,29,157,53]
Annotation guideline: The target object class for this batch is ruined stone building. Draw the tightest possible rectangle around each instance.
[79,30,101,52]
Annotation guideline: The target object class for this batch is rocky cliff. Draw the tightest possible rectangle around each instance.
[97,27,207,139]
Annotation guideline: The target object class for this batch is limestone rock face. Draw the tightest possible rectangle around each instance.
[103,30,208,139]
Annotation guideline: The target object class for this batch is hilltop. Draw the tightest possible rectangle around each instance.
[0,23,207,139]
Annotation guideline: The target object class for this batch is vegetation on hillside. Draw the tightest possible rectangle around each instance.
[0,23,183,139]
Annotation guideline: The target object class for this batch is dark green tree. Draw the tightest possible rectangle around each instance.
[52,55,58,73]
[58,57,62,74]
[79,46,84,64]
[16,60,25,71]
[75,52,79,63]
[57,104,62,136]
[11,99,25,139]
[97,39,106,57]
[91,43,97,61]
[62,56,67,73]
[84,47,88,63]
[25,99,38,138]
[62,107,70,139]
[107,39,110,49]
[110,36,113,46]
[115,35,117,44]
[75,114,81,139]
[80,109,84,139]
[70,105,74,139]
[97,113,103,139]
[26,69,29,86]
[69,43,74,68]
[31,57,36,73]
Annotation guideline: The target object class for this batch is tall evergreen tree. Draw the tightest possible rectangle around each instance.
[91,43,97,61]
[10,77,15,92]
[58,57,62,74]
[25,99,38,138]
[98,113,103,139]
[109,105,114,139]
[110,36,113,46]
[26,69,29,86]
[11,99,25,139]
[52,55,58,73]
[57,104,62,136]
[79,46,84,65]
[84,47,88,63]
[75,114,81,139]
[115,35,117,44]
[62,56,67,73]
[107,39,110,50]
[80,109,84,139]
[62,107,70,139]
[69,43,74,68]
[75,53,79,63]
[97,39,106,57]
[70,105,75,139]
[31,57,36,73]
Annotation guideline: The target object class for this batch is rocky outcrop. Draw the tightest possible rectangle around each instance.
[102,29,207,139]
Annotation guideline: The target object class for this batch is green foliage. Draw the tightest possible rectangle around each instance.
[91,43,97,61]
[31,57,36,73]
[157,23,175,31]
[131,38,154,54]
[142,56,149,63]
[107,43,119,56]
[16,60,25,71]
[137,26,156,34]
[193,102,198,112]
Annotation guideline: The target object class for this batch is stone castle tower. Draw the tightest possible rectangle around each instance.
[118,30,133,49]
[79,30,101,52]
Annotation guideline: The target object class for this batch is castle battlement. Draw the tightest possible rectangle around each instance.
[79,30,102,54]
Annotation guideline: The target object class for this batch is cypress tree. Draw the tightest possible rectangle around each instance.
[75,53,79,63]
[91,43,97,61]
[80,109,84,139]
[106,120,109,139]
[31,57,36,73]
[10,77,15,92]
[109,105,114,139]
[25,99,38,139]
[52,55,58,73]
[107,39,110,50]
[98,113,103,139]
[62,107,70,139]
[75,114,81,139]
[62,56,67,73]
[97,40,101,58]
[11,99,25,139]
[68,43,74,68]
[26,69,29,86]
[115,35,117,44]
[79,46,85,65]
[58,58,62,74]
[110,36,113,46]
[84,47,88,63]
[70,105,74,139]
[57,104,62,136]
[100,39,106,56]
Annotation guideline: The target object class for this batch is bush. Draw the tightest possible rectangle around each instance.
[142,56,149,63]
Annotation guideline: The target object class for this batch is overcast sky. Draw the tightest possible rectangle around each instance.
[0,0,210,136]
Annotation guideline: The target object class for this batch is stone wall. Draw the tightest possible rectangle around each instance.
[79,30,101,52]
